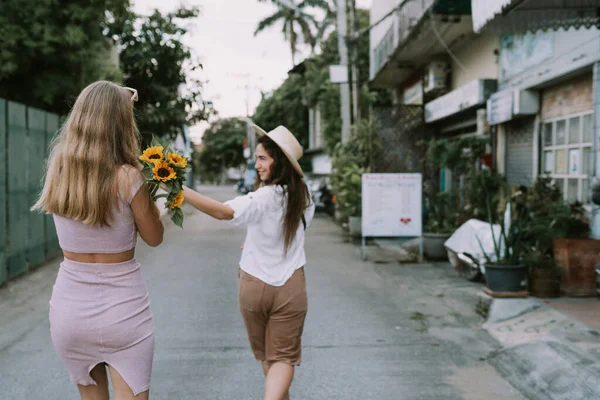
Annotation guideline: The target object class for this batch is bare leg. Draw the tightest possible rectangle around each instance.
[108,364,150,400]
[77,363,109,400]
[262,361,293,400]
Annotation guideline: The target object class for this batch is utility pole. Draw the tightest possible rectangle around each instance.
[231,72,262,161]
[348,0,359,124]
[336,0,352,143]
[276,0,351,141]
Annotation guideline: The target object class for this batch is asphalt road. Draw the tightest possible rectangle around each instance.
[0,185,526,400]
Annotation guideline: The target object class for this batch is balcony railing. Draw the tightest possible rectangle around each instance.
[397,0,434,44]
[370,0,472,84]
[372,25,396,79]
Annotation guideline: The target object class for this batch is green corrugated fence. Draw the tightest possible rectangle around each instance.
[0,99,61,286]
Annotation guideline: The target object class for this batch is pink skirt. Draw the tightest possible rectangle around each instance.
[49,258,154,396]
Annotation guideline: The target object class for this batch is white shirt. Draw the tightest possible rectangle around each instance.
[225,185,315,286]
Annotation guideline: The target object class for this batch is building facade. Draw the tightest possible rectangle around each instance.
[369,0,600,235]
[369,0,496,184]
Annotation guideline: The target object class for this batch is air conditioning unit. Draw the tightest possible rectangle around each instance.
[423,60,450,94]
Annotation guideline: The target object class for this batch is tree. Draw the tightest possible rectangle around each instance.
[252,74,309,149]
[301,8,375,154]
[198,118,247,182]
[255,0,326,66]
[0,0,130,114]
[113,7,213,143]
[258,0,334,46]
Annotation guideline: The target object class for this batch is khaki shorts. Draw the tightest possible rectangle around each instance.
[238,267,308,366]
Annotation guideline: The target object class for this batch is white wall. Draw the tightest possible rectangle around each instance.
[451,33,499,89]
[312,153,332,175]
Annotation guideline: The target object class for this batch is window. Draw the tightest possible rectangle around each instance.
[541,112,593,203]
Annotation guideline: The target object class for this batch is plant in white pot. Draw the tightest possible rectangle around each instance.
[330,120,380,237]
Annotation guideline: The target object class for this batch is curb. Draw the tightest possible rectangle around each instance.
[478,294,600,400]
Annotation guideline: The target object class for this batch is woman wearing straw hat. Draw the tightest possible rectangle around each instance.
[182,124,314,400]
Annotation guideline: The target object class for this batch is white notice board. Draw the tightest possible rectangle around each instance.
[361,173,422,237]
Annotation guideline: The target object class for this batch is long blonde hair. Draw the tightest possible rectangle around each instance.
[31,81,141,226]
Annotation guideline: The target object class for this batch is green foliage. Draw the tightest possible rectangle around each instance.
[520,176,590,270]
[252,75,309,149]
[464,168,505,224]
[0,1,212,143]
[114,7,213,143]
[479,184,525,266]
[255,0,329,65]
[0,0,129,114]
[301,8,381,154]
[330,120,381,218]
[480,175,590,268]
[426,192,457,234]
[419,136,500,233]
[198,118,247,182]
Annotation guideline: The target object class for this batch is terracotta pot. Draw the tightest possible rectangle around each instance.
[529,267,560,298]
[553,238,600,297]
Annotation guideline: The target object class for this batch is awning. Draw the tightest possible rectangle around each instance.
[472,0,600,34]
[487,88,539,125]
[425,79,497,123]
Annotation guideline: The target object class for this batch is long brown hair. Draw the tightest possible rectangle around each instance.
[31,81,141,226]
[255,135,310,253]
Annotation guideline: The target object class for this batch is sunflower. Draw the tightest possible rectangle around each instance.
[139,146,164,164]
[152,162,176,182]
[168,152,188,168]
[169,191,185,209]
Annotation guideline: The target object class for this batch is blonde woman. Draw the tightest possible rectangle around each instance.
[182,125,315,400]
[32,81,164,400]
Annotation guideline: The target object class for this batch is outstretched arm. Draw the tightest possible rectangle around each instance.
[182,186,234,220]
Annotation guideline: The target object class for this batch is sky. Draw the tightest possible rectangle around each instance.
[133,0,372,142]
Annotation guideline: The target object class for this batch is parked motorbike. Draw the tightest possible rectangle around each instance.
[308,178,334,216]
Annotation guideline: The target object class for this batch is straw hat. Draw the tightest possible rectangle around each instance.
[252,124,304,177]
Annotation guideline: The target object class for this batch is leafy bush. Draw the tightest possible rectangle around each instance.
[520,176,590,270]
[330,120,381,218]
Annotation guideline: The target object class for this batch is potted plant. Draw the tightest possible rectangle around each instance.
[552,201,598,297]
[419,139,457,259]
[330,120,381,237]
[423,192,457,259]
[420,137,496,260]
[479,184,527,293]
[519,176,566,297]
[332,162,364,236]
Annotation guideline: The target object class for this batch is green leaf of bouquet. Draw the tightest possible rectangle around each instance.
[150,135,162,148]
[141,167,154,180]
[172,180,182,193]
[170,207,184,228]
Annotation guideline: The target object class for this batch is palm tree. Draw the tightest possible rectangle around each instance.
[255,0,330,66]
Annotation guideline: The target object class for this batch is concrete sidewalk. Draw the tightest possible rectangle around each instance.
[364,237,600,400]
[479,295,600,400]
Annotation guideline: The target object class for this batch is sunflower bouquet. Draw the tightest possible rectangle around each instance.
[138,137,191,228]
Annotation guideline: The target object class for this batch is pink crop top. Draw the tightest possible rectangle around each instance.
[53,165,146,254]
